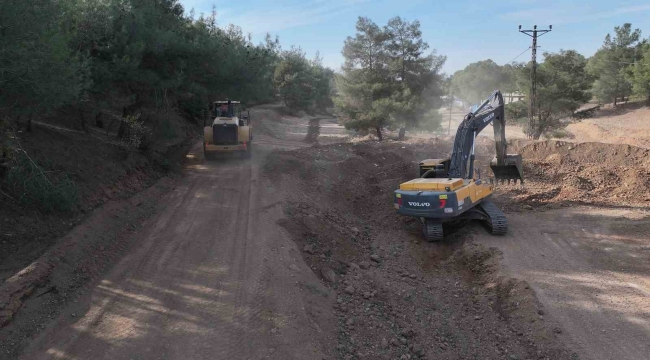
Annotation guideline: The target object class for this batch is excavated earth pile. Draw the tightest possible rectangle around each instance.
[493,140,650,211]
[264,140,580,360]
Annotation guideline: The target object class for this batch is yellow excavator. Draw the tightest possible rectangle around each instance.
[394,90,523,241]
[203,100,252,159]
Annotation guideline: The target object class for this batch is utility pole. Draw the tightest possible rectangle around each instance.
[519,25,551,139]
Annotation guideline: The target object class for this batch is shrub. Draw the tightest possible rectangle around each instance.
[3,151,78,212]
[121,113,151,150]
[548,128,575,139]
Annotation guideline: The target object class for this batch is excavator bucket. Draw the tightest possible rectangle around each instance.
[490,154,524,184]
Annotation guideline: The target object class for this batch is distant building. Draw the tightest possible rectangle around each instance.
[504,92,525,104]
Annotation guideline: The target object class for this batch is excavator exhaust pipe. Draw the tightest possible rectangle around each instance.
[490,154,524,184]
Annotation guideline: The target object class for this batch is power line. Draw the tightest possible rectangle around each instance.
[505,47,531,65]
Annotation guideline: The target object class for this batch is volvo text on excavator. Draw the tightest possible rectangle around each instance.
[393,90,523,241]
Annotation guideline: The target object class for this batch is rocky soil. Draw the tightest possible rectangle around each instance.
[262,139,621,359]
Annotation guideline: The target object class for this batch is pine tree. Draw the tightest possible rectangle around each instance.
[384,17,445,138]
[0,0,89,125]
[630,43,650,104]
[335,17,393,140]
[587,23,642,105]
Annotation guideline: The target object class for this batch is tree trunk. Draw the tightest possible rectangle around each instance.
[117,107,127,139]
[398,127,406,140]
[79,108,88,133]
[95,112,103,128]
[375,126,383,141]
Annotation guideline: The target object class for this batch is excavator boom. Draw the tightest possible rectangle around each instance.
[449,90,523,183]
[393,90,522,242]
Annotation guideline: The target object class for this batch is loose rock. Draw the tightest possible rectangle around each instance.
[321,267,337,283]
[413,344,425,356]
[303,244,315,254]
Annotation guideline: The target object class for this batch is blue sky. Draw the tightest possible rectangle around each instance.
[179,0,650,74]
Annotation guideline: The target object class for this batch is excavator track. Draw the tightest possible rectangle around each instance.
[478,200,508,235]
[422,218,444,242]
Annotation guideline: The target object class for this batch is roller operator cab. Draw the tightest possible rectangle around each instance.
[394,91,524,242]
[203,100,253,160]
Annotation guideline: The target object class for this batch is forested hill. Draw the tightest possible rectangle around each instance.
[0,0,333,125]
[0,0,333,213]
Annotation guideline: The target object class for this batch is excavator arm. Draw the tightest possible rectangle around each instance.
[448,90,523,183]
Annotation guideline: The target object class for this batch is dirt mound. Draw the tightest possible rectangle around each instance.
[495,141,650,210]
[263,137,650,359]
[264,141,577,360]
[565,102,650,149]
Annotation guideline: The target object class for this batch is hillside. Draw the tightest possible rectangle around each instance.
[565,102,650,149]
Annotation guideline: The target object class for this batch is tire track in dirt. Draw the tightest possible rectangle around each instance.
[16,134,336,360]
[472,207,650,360]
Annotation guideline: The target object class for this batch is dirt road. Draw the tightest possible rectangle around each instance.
[6,105,650,360]
[17,120,336,359]
[472,206,650,360]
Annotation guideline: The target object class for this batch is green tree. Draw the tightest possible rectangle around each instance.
[384,17,446,138]
[518,50,592,138]
[274,47,313,112]
[1,0,330,141]
[273,48,333,113]
[335,17,393,140]
[66,0,284,132]
[451,60,508,106]
[335,16,445,140]
[310,53,335,111]
[0,0,89,126]
[587,23,642,105]
[630,43,650,104]
[500,63,525,95]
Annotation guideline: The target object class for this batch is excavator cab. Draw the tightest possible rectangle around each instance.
[490,154,524,184]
